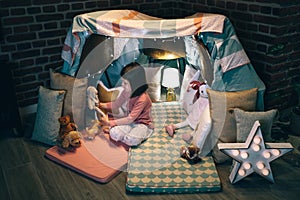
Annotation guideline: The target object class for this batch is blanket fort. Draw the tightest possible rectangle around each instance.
[62,10,225,72]
[60,10,266,129]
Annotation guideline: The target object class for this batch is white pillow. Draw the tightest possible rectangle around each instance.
[143,66,163,102]
[191,104,212,157]
[181,70,201,113]
[179,65,197,101]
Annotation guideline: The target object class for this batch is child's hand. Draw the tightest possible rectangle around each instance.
[99,115,110,127]
[98,102,107,109]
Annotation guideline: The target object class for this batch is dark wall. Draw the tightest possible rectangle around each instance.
[172,0,300,109]
[0,0,299,110]
[0,0,175,107]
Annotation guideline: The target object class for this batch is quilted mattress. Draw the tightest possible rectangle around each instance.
[126,102,221,193]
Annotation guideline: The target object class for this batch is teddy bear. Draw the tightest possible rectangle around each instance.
[180,145,202,164]
[58,115,77,139]
[61,131,82,149]
[85,120,101,140]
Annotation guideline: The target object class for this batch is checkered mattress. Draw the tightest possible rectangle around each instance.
[126,101,221,193]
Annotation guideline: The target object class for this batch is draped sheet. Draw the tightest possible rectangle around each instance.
[61,10,226,74]
[60,9,265,110]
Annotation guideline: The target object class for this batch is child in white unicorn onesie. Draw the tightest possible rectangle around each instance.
[165,81,209,142]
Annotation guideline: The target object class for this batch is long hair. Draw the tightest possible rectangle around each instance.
[120,62,148,97]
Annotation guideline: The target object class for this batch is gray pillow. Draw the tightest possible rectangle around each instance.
[31,86,65,145]
[234,108,278,142]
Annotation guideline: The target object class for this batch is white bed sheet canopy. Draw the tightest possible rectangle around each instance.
[61,9,265,110]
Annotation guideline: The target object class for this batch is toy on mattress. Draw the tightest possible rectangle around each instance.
[45,133,128,183]
[126,102,221,193]
[46,106,128,183]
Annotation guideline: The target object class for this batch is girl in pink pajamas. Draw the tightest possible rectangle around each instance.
[99,62,153,146]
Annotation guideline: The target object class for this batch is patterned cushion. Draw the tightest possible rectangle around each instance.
[31,86,65,145]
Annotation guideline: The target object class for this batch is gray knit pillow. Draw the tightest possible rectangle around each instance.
[234,108,278,142]
[31,86,65,145]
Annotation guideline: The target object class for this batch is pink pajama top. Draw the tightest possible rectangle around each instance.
[106,91,153,129]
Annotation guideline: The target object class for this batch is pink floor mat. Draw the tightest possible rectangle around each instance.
[45,133,129,183]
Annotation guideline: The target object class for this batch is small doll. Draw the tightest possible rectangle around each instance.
[165,81,209,142]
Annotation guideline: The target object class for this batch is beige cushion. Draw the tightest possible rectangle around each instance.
[50,68,88,129]
[207,88,258,163]
[31,86,65,145]
[234,108,278,142]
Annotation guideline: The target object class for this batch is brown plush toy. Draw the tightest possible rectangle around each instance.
[62,131,82,149]
[180,145,202,164]
[58,115,77,139]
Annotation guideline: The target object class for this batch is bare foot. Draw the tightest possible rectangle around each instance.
[165,124,176,137]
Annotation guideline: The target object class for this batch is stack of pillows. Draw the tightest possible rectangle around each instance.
[31,68,96,146]
[31,64,278,165]
[30,65,165,146]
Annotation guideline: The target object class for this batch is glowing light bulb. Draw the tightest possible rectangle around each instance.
[232,150,240,156]
[252,144,260,152]
[241,152,248,159]
[263,151,271,159]
[238,169,246,176]
[244,162,251,170]
[256,162,265,170]
[253,136,261,144]
[272,149,280,156]
[262,169,269,176]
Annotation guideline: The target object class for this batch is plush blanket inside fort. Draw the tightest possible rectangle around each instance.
[126,102,221,193]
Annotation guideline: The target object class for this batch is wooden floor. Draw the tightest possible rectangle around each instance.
[1,117,300,200]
